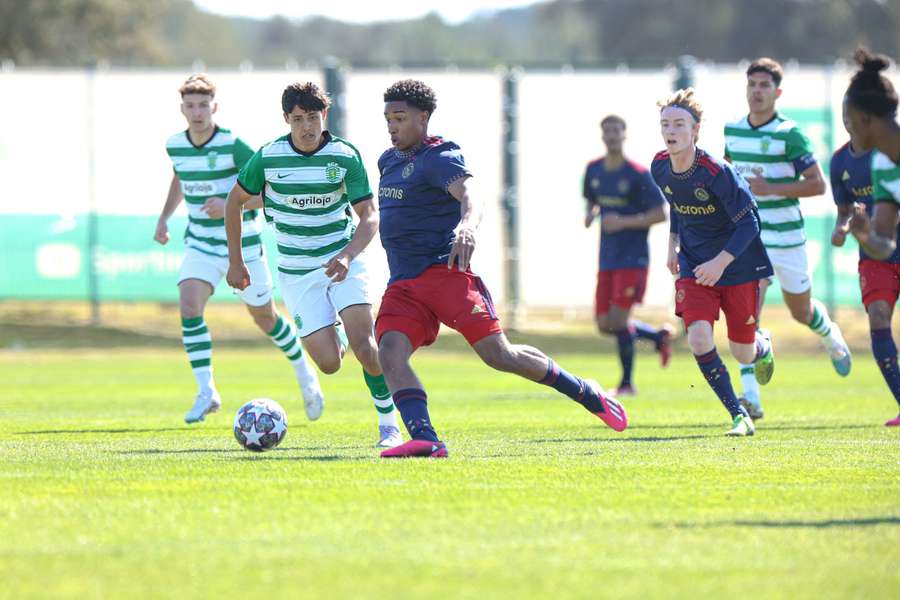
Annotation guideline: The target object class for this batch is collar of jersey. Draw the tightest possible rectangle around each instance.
[288,130,332,157]
[746,112,780,130]
[185,125,220,150]
[670,148,701,180]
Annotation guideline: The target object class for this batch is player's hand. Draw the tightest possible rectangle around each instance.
[226,262,251,290]
[693,255,729,287]
[831,223,849,247]
[201,196,226,219]
[667,249,680,275]
[324,252,352,282]
[448,227,476,271]
[601,213,625,233]
[153,219,170,245]
[848,203,872,245]
[747,176,771,196]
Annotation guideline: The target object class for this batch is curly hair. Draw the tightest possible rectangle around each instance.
[179,73,215,98]
[383,79,437,114]
[282,82,331,114]
[657,88,703,122]
[746,57,784,87]
[846,47,898,118]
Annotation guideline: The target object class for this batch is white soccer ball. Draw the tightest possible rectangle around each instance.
[233,398,288,452]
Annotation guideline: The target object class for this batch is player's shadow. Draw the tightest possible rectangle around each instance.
[227,454,369,462]
[632,423,873,431]
[665,516,900,529]
[116,448,246,455]
[18,427,187,435]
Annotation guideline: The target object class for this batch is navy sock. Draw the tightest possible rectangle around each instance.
[694,348,742,418]
[615,329,634,387]
[392,388,439,442]
[539,359,604,413]
[871,328,900,408]
[632,320,662,348]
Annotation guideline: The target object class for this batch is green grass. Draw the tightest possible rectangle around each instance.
[1,342,898,599]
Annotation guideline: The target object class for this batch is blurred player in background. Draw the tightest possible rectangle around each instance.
[155,74,322,424]
[841,48,900,427]
[582,115,672,397]
[725,58,851,420]
[225,82,402,448]
[376,80,628,458]
[654,89,775,437]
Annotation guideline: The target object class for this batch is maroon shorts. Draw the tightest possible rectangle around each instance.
[675,278,760,344]
[595,268,648,316]
[375,265,503,350]
[859,259,900,309]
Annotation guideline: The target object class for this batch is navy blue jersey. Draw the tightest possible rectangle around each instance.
[651,148,773,286]
[583,157,666,270]
[378,136,472,284]
[830,142,900,264]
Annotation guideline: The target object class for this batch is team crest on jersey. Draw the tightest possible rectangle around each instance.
[293,314,303,330]
[325,162,341,184]
[207,151,218,169]
[676,289,686,303]
[617,179,630,194]
[760,136,772,153]
[694,187,710,201]
[402,162,416,179]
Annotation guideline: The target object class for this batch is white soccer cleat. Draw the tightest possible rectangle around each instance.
[301,381,325,421]
[824,322,852,377]
[725,413,755,437]
[184,389,222,424]
[376,425,403,448]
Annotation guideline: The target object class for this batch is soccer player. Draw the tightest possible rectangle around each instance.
[375,79,628,458]
[224,82,402,448]
[653,89,775,437]
[155,74,322,424]
[841,48,900,427]
[724,58,851,419]
[582,115,673,396]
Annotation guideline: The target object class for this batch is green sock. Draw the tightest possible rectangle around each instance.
[808,298,832,337]
[182,316,213,392]
[363,370,397,426]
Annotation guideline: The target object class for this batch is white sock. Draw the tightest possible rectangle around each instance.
[808,298,833,338]
[374,397,399,428]
[739,363,760,407]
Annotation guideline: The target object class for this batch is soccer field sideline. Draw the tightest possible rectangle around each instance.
[1,347,897,599]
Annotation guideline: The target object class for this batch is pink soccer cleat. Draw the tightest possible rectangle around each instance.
[380,439,448,458]
[885,414,900,427]
[585,380,628,432]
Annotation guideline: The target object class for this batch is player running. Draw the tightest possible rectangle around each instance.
[653,89,775,437]
[841,48,900,427]
[375,79,628,458]
[225,82,402,448]
[724,58,851,419]
[155,73,322,424]
[582,115,673,396]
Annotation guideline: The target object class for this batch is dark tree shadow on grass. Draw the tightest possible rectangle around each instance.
[18,427,188,435]
[664,516,900,529]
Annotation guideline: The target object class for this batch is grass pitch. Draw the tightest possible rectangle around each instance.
[1,340,898,599]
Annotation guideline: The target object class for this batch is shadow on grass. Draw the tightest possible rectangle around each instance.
[666,516,900,529]
[521,435,710,444]
[632,423,874,432]
[18,427,188,435]
[227,454,370,462]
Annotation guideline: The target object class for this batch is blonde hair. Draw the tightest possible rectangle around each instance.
[179,73,216,98]
[657,88,703,122]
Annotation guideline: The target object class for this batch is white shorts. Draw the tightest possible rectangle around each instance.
[766,245,812,294]
[177,247,273,307]
[279,255,371,337]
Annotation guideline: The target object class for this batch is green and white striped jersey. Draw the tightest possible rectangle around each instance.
[166,126,263,259]
[724,114,818,249]
[872,150,900,205]
[237,132,372,276]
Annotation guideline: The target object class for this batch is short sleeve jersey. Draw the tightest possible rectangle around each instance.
[237,131,372,276]
[583,157,665,270]
[831,143,900,263]
[377,136,472,284]
[165,126,262,260]
[652,148,773,286]
[724,114,818,249]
